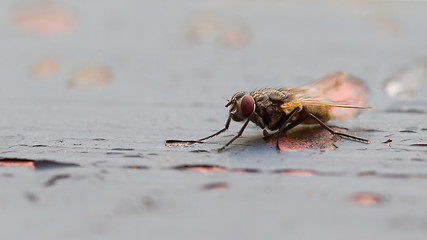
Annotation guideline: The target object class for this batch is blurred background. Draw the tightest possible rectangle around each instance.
[2,0,426,102]
[1,0,426,140]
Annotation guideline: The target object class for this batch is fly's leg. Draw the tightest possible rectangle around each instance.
[249,112,265,129]
[276,108,301,152]
[308,113,370,144]
[217,118,250,152]
[196,114,231,143]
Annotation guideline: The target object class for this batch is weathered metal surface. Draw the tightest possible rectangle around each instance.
[0,1,427,239]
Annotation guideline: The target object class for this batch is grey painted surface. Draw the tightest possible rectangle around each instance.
[0,0,427,239]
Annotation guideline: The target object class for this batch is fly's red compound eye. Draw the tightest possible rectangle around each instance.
[241,95,255,117]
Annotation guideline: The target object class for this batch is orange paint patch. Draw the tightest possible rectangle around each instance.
[349,193,383,206]
[0,160,35,170]
[0,158,79,170]
[274,169,316,177]
[12,3,75,35]
[265,125,340,151]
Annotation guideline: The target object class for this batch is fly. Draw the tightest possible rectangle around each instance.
[171,71,373,152]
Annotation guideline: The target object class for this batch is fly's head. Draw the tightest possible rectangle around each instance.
[226,92,256,122]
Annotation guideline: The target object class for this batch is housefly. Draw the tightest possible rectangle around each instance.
[173,71,373,152]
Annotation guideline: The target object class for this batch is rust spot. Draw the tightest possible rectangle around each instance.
[0,159,35,170]
[349,193,383,206]
[202,182,229,190]
[172,164,226,173]
[44,174,70,187]
[265,126,340,151]
[165,140,197,147]
[273,169,316,177]
[0,158,79,170]
[68,65,112,89]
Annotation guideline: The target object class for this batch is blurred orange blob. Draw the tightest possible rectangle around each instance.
[187,12,250,48]
[68,65,112,89]
[12,2,75,35]
[349,193,383,206]
[31,56,60,78]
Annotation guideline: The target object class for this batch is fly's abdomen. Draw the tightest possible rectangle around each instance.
[302,106,332,124]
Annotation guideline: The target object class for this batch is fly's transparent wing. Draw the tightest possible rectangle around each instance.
[280,71,372,120]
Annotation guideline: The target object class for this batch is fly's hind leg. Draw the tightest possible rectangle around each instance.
[275,108,302,152]
[308,113,370,144]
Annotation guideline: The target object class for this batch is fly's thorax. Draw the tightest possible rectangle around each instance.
[249,89,292,130]
[227,92,256,122]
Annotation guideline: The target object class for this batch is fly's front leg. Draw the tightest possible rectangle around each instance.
[217,118,250,152]
[196,114,232,143]
[308,113,370,144]
[249,112,271,137]
[249,112,265,129]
